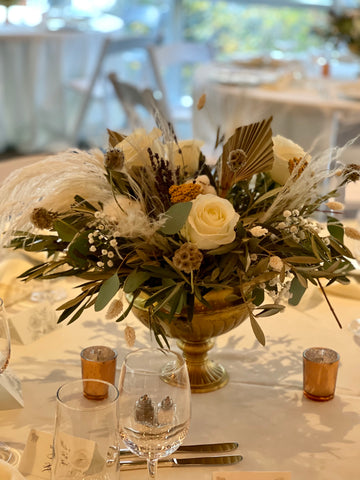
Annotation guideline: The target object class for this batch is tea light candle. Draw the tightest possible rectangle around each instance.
[80,345,117,400]
[303,347,340,401]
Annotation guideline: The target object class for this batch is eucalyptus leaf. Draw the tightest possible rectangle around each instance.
[286,256,320,264]
[252,287,264,306]
[95,273,120,311]
[289,276,306,306]
[159,202,192,235]
[210,267,220,281]
[67,231,91,268]
[115,294,137,322]
[123,270,151,293]
[153,283,184,314]
[53,219,78,242]
[327,216,344,243]
[255,303,285,317]
[144,285,176,308]
[250,313,265,346]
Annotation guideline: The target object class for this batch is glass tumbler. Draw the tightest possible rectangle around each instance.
[51,379,120,480]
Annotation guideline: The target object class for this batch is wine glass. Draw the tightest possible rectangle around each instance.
[118,347,191,479]
[0,297,13,463]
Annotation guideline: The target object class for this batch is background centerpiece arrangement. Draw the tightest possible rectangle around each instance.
[0,110,358,392]
[315,7,360,56]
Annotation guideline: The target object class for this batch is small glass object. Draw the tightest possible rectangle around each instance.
[118,347,191,479]
[303,347,340,401]
[52,379,120,480]
[81,345,117,400]
[349,318,360,337]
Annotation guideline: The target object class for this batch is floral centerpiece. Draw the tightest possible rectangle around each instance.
[0,106,359,388]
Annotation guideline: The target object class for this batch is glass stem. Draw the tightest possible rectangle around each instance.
[147,458,158,479]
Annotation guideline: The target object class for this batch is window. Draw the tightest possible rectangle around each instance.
[178,0,332,56]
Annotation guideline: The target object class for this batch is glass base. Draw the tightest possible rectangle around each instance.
[303,390,334,402]
[0,443,20,466]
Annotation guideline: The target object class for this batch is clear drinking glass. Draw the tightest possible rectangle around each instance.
[0,297,14,463]
[118,347,191,479]
[51,379,120,480]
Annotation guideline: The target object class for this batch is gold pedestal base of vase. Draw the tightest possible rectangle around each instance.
[177,339,229,393]
[130,289,249,393]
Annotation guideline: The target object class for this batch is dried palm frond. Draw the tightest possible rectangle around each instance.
[219,117,274,197]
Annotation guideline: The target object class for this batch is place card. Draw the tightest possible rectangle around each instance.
[8,300,59,345]
[19,429,98,480]
[0,368,24,410]
[18,430,52,480]
[213,472,291,480]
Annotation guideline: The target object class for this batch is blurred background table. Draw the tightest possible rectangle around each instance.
[0,24,120,154]
[192,59,360,214]
[193,60,360,155]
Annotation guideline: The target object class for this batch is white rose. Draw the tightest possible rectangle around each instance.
[182,194,239,250]
[270,135,307,185]
[172,139,203,177]
[115,127,162,168]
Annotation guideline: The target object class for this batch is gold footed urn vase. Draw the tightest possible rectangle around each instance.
[130,289,249,393]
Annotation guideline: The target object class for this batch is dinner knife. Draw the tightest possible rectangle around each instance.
[120,454,243,470]
[119,441,239,456]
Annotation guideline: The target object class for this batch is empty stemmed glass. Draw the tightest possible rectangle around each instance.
[0,297,13,463]
[118,348,191,479]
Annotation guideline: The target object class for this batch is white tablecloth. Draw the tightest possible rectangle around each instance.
[193,62,360,155]
[0,266,359,480]
[0,25,107,154]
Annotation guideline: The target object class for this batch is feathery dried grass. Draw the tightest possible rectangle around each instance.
[0,149,112,247]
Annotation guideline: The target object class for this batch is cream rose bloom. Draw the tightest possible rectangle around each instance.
[115,127,163,168]
[270,135,307,185]
[182,194,239,250]
[172,139,203,177]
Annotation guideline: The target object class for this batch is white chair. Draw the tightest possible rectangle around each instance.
[68,34,160,146]
[147,41,214,134]
[108,72,167,132]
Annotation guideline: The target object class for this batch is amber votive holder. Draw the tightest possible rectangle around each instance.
[303,347,340,401]
[80,345,117,400]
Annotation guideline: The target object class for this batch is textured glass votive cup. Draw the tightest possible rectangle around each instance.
[81,346,117,400]
[303,347,340,401]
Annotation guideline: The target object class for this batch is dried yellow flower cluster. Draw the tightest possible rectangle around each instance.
[173,242,203,273]
[288,156,308,178]
[169,183,202,203]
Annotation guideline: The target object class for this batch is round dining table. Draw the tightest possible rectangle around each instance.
[0,155,360,480]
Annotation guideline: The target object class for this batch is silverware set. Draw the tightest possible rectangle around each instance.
[119,442,242,469]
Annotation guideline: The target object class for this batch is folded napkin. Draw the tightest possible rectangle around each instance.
[0,460,26,480]
[213,472,291,480]
[0,256,34,306]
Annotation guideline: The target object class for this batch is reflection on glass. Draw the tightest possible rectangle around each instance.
[118,348,191,479]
